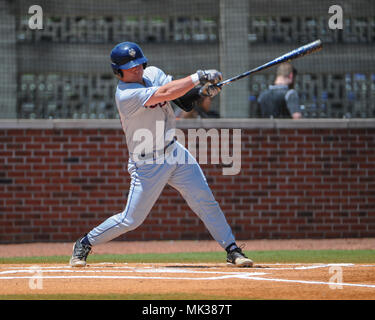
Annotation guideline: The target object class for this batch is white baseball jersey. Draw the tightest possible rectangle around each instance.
[115,66,176,159]
[86,66,237,252]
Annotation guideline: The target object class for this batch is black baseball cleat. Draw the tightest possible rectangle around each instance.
[227,246,253,267]
[69,236,92,267]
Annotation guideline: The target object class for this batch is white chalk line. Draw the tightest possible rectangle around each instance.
[0,265,267,281]
[0,263,355,276]
[0,274,266,281]
[1,264,375,289]
[0,268,266,276]
[247,276,375,289]
[2,274,375,289]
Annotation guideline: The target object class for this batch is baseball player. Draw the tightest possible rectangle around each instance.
[69,42,253,268]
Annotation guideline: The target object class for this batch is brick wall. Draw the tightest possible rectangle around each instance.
[0,119,374,243]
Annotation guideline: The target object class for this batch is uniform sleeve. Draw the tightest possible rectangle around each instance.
[159,71,173,86]
[147,66,173,86]
[116,86,159,117]
[285,89,301,115]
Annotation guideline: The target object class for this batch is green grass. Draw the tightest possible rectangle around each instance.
[1,250,375,265]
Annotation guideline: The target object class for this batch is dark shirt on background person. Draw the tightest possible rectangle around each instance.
[257,62,302,119]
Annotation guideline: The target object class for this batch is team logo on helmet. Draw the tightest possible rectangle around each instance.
[128,48,136,57]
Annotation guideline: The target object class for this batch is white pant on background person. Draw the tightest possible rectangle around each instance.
[86,141,236,249]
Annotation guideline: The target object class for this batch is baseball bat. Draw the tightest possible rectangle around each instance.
[216,39,322,88]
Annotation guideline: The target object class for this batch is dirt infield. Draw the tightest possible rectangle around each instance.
[0,239,375,300]
[1,262,375,300]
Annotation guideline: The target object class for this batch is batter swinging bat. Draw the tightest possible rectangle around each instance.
[216,39,322,88]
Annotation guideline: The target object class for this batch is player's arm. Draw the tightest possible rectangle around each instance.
[285,89,302,119]
[145,76,195,106]
[173,84,221,112]
[145,70,222,107]
[172,87,201,112]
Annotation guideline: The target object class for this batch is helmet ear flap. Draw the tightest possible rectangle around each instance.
[111,63,123,77]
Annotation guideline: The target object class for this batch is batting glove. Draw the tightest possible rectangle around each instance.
[196,69,223,85]
[199,83,221,98]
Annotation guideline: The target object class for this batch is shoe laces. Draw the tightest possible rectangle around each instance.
[231,244,247,257]
[75,243,92,259]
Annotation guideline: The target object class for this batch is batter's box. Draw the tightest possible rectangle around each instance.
[0,264,267,281]
[1,263,375,290]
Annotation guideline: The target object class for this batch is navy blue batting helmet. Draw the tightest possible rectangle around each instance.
[110,42,148,76]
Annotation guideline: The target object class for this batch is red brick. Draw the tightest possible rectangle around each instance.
[0,127,374,242]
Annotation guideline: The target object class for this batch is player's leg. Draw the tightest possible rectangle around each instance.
[167,143,253,267]
[168,154,235,249]
[86,164,170,245]
[70,162,173,267]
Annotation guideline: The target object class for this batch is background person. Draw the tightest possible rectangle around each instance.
[257,62,302,119]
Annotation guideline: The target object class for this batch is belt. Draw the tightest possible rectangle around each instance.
[135,137,176,161]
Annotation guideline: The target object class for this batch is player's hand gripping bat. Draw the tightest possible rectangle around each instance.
[215,39,323,88]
